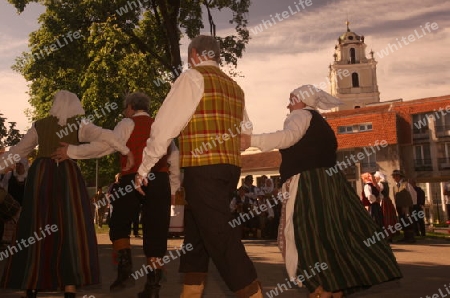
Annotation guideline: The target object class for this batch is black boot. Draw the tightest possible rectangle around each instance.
[64,293,76,298]
[25,290,38,298]
[110,248,135,292]
[138,269,163,298]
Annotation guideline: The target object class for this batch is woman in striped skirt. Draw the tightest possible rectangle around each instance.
[374,171,398,242]
[0,91,133,297]
[241,85,402,297]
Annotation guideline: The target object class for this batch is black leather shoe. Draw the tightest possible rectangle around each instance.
[138,269,163,298]
[24,290,38,298]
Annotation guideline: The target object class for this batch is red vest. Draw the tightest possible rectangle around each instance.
[120,115,170,175]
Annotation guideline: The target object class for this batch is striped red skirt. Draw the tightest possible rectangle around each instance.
[1,158,100,290]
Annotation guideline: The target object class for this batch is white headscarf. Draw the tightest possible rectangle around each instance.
[49,90,85,126]
[374,171,386,182]
[291,85,342,110]
[13,158,29,182]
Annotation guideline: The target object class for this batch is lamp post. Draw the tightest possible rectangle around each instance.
[436,192,440,224]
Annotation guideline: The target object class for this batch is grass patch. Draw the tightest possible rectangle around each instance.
[95,225,110,234]
[94,224,143,234]
[390,231,450,242]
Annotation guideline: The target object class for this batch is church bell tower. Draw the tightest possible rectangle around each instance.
[329,21,380,110]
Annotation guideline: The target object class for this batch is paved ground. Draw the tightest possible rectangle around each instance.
[1,234,450,297]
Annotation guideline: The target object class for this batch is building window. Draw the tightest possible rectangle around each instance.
[336,150,357,176]
[360,151,377,172]
[338,123,372,134]
[439,142,450,170]
[338,126,354,134]
[412,113,429,135]
[414,144,432,171]
[436,112,450,133]
[359,123,373,131]
[352,72,359,87]
[350,48,356,63]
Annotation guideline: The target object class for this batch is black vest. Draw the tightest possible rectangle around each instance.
[362,183,380,202]
[279,110,337,183]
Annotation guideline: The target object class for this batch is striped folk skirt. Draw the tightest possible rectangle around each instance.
[293,168,402,295]
[1,158,100,290]
[381,197,398,237]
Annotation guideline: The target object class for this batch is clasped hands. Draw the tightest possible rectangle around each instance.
[50,142,135,172]
[134,173,147,196]
[134,174,176,203]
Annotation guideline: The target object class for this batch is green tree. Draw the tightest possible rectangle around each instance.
[8,0,251,185]
[0,114,24,147]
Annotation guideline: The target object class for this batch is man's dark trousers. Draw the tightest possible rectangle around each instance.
[179,164,258,292]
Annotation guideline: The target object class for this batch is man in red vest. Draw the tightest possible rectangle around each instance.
[135,36,262,298]
[53,93,180,295]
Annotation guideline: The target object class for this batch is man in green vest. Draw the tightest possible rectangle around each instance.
[136,35,262,298]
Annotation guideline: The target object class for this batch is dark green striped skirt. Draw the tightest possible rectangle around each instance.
[293,168,402,295]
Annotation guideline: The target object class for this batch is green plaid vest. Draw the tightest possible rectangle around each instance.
[179,65,244,167]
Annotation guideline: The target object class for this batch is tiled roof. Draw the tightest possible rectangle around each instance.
[241,151,281,172]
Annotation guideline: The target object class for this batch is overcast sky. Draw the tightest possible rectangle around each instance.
[1,0,449,134]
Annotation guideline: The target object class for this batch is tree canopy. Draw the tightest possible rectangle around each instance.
[8,0,251,186]
[0,114,23,148]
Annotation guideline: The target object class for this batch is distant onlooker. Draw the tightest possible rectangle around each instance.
[230,186,245,218]
[242,175,257,200]
[242,175,259,238]
[410,179,426,236]
[93,187,107,228]
[392,170,417,243]
[4,158,28,206]
[1,158,28,246]
[444,181,450,223]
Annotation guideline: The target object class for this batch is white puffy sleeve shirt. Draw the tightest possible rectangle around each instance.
[250,108,313,151]
[2,120,130,161]
[0,120,130,176]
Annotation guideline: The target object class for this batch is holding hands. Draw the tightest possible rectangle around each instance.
[51,142,135,172]
[134,174,147,196]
